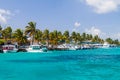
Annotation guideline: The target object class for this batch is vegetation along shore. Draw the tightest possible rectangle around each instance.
[0,21,119,52]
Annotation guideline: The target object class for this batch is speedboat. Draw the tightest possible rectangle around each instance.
[2,44,18,53]
[26,45,47,53]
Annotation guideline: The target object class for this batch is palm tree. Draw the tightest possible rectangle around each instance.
[0,25,2,31]
[25,21,36,45]
[49,31,63,45]
[89,34,93,40]
[1,26,12,41]
[76,33,82,43]
[34,29,43,44]
[0,25,2,37]
[92,35,102,43]
[53,30,58,45]
[6,26,12,40]
[71,31,77,43]
[57,31,63,44]
[13,29,27,45]
[49,32,54,45]
[82,33,86,41]
[42,29,49,45]
[113,39,119,45]
[105,38,113,44]
[2,29,7,40]
[63,30,70,43]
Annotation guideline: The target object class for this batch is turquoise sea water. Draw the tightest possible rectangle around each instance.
[0,48,120,80]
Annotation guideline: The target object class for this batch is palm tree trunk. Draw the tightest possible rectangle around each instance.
[32,35,34,45]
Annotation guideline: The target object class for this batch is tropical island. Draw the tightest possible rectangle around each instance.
[0,21,119,52]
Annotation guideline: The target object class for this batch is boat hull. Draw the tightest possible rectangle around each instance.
[3,49,18,53]
[2,44,18,53]
[26,45,48,53]
[27,51,43,53]
[26,49,43,53]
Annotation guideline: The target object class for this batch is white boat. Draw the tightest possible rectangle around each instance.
[2,45,18,53]
[102,42,110,48]
[57,44,80,50]
[68,45,79,50]
[26,45,47,53]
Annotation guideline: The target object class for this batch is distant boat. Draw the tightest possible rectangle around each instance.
[57,43,80,50]
[68,45,80,50]
[2,44,18,53]
[26,45,47,53]
[102,42,110,48]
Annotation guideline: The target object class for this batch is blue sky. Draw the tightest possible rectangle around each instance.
[0,0,120,39]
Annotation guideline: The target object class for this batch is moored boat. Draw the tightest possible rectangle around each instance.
[57,43,81,50]
[26,45,47,53]
[2,44,18,53]
[102,42,110,48]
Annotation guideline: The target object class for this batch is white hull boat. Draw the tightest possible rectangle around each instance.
[102,42,110,48]
[2,45,18,53]
[26,45,47,53]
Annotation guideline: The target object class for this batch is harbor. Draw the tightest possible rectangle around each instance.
[0,0,120,80]
[0,41,117,53]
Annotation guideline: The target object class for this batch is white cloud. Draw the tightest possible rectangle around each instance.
[85,0,120,14]
[85,26,120,40]
[0,9,12,24]
[85,27,102,35]
[85,27,120,40]
[72,22,81,32]
[74,22,81,27]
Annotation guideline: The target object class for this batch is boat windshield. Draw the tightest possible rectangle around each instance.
[32,46,41,50]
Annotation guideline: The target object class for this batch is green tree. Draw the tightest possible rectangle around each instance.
[86,34,93,40]
[105,38,113,44]
[49,32,54,45]
[92,35,102,43]
[76,33,82,43]
[57,31,63,44]
[6,26,12,39]
[13,29,27,45]
[53,30,58,45]
[0,25,2,37]
[0,25,2,35]
[82,33,86,41]
[2,26,12,41]
[42,29,49,45]
[113,39,119,45]
[63,30,70,43]
[71,31,77,43]
[2,29,7,40]
[0,25,2,31]
[25,21,36,45]
[34,29,43,44]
